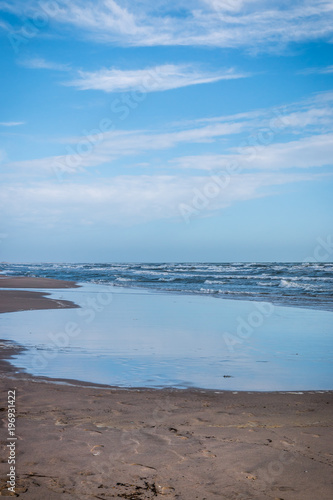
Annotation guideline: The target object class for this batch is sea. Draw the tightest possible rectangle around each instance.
[1,262,333,311]
[1,262,333,390]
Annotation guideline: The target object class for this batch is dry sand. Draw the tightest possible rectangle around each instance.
[0,277,332,499]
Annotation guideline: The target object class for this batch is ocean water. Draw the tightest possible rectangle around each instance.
[1,262,333,311]
[1,284,333,390]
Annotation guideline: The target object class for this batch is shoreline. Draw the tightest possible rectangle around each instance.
[1,275,332,392]
[2,338,332,395]
[2,339,332,395]
[2,269,333,313]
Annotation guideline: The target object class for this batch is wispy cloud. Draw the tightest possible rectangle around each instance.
[2,1,333,50]
[19,57,71,71]
[1,87,332,226]
[181,98,333,132]
[174,133,333,171]
[300,64,333,75]
[4,90,333,174]
[0,172,323,225]
[5,121,246,173]
[0,17,11,32]
[0,121,25,127]
[27,0,333,50]
[65,64,247,93]
[202,0,257,13]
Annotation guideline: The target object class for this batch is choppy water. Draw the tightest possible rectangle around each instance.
[1,262,333,311]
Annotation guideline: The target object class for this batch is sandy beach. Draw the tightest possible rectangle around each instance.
[0,277,333,499]
[0,276,80,314]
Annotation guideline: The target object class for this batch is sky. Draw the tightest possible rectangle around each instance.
[0,0,332,262]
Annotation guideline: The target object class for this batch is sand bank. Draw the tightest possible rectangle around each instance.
[0,276,79,314]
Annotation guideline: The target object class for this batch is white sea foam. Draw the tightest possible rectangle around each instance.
[1,262,332,310]
[204,280,226,285]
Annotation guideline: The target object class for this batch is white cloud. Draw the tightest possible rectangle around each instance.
[65,64,247,93]
[57,0,141,36]
[4,90,333,175]
[6,121,247,173]
[0,172,323,225]
[279,107,333,128]
[32,0,333,50]
[19,57,70,71]
[0,18,10,31]
[179,101,333,136]
[0,121,25,127]
[300,64,333,75]
[202,0,257,13]
[3,1,333,49]
[174,133,333,171]
[247,134,333,170]
[1,87,331,225]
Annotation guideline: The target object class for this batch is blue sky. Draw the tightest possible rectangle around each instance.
[0,0,332,262]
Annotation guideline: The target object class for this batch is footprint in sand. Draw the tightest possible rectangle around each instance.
[245,474,257,480]
[272,485,295,492]
[55,418,68,426]
[156,484,175,495]
[90,444,104,456]
[201,450,217,458]
[281,440,295,447]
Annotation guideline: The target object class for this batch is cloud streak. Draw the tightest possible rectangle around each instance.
[0,172,324,225]
[2,1,333,50]
[174,133,333,171]
[300,64,333,75]
[2,90,332,226]
[0,121,25,127]
[65,64,247,93]
[5,122,248,173]
[32,0,333,50]
[5,90,333,175]
[19,57,71,71]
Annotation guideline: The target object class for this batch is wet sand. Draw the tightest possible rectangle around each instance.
[0,373,332,499]
[0,277,333,498]
[0,275,80,313]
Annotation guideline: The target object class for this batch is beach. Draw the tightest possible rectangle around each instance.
[0,276,80,314]
[1,276,333,499]
[3,0,333,497]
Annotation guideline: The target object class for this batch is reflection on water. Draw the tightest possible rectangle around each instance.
[1,284,332,390]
